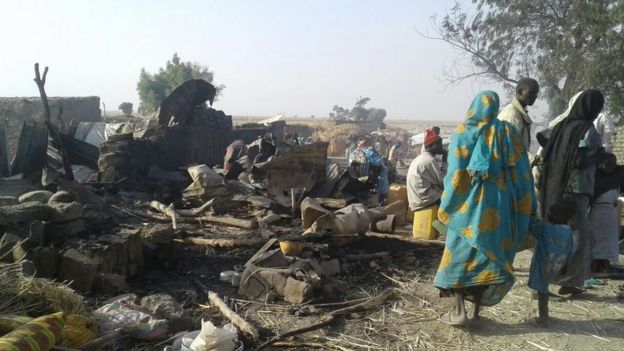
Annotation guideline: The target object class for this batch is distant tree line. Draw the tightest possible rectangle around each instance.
[329,97,387,123]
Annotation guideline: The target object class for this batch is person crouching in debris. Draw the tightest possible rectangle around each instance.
[223,140,247,180]
[388,140,403,167]
[406,130,446,213]
[528,199,575,326]
[434,91,537,326]
[589,153,624,275]
[349,137,389,205]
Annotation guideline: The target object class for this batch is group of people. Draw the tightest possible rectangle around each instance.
[405,79,623,326]
[347,135,405,205]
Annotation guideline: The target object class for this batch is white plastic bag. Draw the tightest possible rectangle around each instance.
[189,320,237,351]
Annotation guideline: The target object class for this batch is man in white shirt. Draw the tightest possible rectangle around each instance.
[407,129,447,211]
[498,78,539,153]
[594,112,616,152]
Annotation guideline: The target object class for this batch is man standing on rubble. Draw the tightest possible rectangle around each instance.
[497,78,539,153]
[407,129,447,211]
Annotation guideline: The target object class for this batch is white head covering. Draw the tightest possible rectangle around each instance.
[547,91,584,128]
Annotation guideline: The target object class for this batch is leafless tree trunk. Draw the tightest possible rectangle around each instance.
[34,63,74,181]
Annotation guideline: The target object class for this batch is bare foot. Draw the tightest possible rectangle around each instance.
[439,310,468,326]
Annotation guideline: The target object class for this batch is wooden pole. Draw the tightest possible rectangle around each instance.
[174,237,267,248]
[207,291,260,339]
[34,63,74,181]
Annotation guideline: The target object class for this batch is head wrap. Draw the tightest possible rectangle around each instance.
[424,129,442,147]
[538,89,605,216]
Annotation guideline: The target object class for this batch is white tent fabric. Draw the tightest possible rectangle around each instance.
[74,122,106,146]
[409,132,449,146]
[259,113,285,125]
[73,122,129,147]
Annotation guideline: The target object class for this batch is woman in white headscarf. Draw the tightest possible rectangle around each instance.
[547,92,584,128]
[536,90,605,295]
[532,92,584,213]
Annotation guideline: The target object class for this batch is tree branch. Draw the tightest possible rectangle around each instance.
[419,26,518,85]
[33,63,74,181]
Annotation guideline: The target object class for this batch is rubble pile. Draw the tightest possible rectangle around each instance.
[0,79,426,351]
[0,188,146,294]
[98,107,233,185]
[240,245,341,304]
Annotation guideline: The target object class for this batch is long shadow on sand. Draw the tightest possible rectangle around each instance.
[465,317,624,339]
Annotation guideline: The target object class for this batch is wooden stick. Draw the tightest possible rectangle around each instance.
[364,232,445,246]
[110,204,149,220]
[206,291,260,339]
[245,238,278,266]
[149,200,257,229]
[147,212,258,229]
[149,201,178,229]
[149,200,214,218]
[193,279,260,340]
[329,288,393,315]
[271,341,330,349]
[255,316,334,351]
[167,203,177,229]
[34,63,74,181]
[174,237,267,248]
[177,199,214,216]
[290,188,296,218]
[199,214,258,229]
[340,252,390,262]
[255,288,394,351]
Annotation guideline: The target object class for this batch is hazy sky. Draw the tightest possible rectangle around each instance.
[0,0,540,121]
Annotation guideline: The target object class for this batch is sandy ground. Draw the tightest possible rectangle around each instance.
[379,249,624,351]
[269,243,624,351]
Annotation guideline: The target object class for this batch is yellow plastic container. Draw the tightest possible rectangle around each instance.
[388,184,408,205]
[388,184,411,223]
[412,204,440,240]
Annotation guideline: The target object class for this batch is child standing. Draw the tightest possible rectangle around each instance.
[529,199,576,325]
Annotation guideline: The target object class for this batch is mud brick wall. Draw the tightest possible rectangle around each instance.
[151,123,232,170]
[0,96,102,156]
[612,122,624,164]
[98,110,233,184]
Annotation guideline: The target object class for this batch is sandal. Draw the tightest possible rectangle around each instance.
[438,310,468,326]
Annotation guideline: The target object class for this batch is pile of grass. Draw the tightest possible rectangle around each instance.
[0,262,85,317]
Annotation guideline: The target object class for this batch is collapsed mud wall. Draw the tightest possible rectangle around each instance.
[151,122,233,170]
[0,96,102,156]
[314,122,379,157]
[98,108,233,184]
